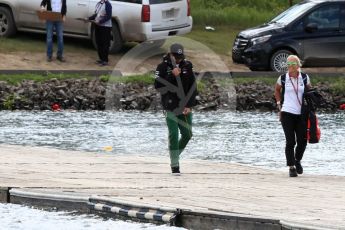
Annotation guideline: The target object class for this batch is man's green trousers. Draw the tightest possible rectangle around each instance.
[165,111,193,167]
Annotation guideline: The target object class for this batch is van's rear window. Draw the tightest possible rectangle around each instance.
[150,0,181,4]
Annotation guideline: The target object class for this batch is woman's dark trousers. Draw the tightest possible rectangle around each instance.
[281,112,307,166]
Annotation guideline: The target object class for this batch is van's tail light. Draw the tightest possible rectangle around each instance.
[142,5,150,22]
[187,0,191,16]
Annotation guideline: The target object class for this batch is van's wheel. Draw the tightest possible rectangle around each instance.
[92,24,124,54]
[109,24,124,54]
[0,7,16,37]
[270,50,293,72]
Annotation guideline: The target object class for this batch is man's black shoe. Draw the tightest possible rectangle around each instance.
[295,161,303,174]
[171,166,180,175]
[99,61,108,66]
[289,167,298,177]
[57,56,66,62]
[47,57,52,62]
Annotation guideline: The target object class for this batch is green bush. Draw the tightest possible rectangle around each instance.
[3,94,16,110]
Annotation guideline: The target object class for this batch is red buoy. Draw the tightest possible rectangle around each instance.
[51,103,61,111]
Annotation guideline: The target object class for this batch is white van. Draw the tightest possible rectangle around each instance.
[0,0,193,53]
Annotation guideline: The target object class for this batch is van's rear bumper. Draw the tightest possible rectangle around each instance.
[128,17,193,41]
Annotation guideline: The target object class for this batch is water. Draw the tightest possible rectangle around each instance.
[0,110,344,228]
[0,203,184,230]
[0,110,344,176]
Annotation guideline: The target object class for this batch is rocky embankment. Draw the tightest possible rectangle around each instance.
[0,77,344,111]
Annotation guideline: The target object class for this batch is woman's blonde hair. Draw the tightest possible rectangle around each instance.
[287,55,302,67]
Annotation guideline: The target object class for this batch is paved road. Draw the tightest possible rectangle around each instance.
[1,144,344,229]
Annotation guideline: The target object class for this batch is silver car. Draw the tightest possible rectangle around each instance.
[0,0,193,53]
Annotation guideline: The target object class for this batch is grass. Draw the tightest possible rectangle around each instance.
[0,32,95,53]
[185,25,240,55]
[190,0,302,27]
[231,75,345,95]
[105,73,154,85]
[232,76,277,85]
[0,73,95,85]
[312,76,345,95]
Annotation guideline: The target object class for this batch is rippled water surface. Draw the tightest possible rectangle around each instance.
[1,110,344,175]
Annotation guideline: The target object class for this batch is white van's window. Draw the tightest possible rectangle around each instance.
[149,0,181,4]
[270,2,315,25]
[112,0,142,3]
[307,5,340,29]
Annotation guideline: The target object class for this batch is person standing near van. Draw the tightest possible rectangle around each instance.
[154,43,198,175]
[274,55,311,177]
[40,0,67,62]
[88,0,112,66]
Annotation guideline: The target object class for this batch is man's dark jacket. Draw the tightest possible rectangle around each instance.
[154,54,198,114]
[41,0,67,16]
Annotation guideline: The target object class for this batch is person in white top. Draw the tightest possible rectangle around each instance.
[40,0,67,62]
[274,55,312,177]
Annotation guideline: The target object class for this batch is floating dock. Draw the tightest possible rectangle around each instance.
[0,144,344,229]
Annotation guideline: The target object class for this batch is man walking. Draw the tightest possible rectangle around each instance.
[154,43,198,175]
[40,0,67,62]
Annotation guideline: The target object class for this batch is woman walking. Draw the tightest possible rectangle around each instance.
[275,55,311,177]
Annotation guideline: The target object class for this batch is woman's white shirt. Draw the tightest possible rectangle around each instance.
[277,73,310,115]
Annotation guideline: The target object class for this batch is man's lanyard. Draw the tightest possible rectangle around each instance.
[289,75,301,106]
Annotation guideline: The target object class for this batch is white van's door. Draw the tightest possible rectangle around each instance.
[17,0,45,30]
[149,0,190,32]
[64,0,90,35]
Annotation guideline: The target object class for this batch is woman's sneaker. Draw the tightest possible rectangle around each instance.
[289,167,298,177]
[295,161,303,174]
[171,166,180,176]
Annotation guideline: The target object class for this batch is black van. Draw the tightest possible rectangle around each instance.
[232,0,345,72]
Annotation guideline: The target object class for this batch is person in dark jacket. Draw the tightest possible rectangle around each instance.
[40,0,67,62]
[88,0,112,66]
[154,43,198,175]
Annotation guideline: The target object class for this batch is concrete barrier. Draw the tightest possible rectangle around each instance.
[9,189,90,212]
[0,187,10,203]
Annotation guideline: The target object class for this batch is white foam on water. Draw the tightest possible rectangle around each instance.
[0,203,185,230]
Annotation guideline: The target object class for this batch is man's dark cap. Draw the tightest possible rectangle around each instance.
[170,43,184,55]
